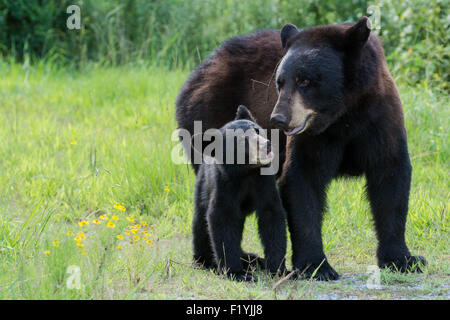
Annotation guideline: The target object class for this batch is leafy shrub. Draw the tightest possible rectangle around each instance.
[0,0,447,88]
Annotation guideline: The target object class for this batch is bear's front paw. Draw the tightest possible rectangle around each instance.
[379,255,427,273]
[226,271,258,282]
[293,259,339,281]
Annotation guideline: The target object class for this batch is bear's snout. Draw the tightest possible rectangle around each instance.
[270,114,288,130]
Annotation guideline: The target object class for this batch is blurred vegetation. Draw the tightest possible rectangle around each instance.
[0,0,448,89]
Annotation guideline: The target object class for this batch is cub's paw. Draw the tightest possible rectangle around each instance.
[379,255,427,273]
[293,259,339,281]
[227,271,258,282]
[267,269,288,279]
[192,256,216,270]
[266,261,288,278]
[241,252,265,270]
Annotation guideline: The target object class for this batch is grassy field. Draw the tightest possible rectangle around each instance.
[0,61,448,299]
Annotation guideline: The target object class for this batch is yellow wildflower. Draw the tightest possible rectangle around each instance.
[142,221,148,227]
[112,215,119,221]
[131,229,139,235]
[113,203,126,211]
[116,245,123,250]
[77,242,84,248]
[78,220,89,227]
[106,220,116,228]
[52,240,60,247]
[92,219,101,225]
[66,231,74,237]
[99,215,107,220]
[125,231,130,236]
[164,185,169,192]
[126,217,135,223]
[116,234,124,240]
[133,235,140,242]
[70,140,77,145]
[44,250,51,255]
[146,239,152,246]
[77,232,86,240]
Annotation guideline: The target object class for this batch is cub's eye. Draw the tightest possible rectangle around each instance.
[296,77,310,88]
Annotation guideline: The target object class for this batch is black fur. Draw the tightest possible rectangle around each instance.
[193,106,287,281]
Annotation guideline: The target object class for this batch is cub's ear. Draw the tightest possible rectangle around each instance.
[280,23,299,48]
[235,105,256,121]
[345,16,371,51]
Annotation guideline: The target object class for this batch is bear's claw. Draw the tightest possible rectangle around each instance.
[379,255,427,273]
[293,259,339,281]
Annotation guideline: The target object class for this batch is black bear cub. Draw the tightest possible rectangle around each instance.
[192,105,287,281]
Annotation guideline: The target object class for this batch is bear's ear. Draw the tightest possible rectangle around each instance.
[235,105,256,122]
[280,23,299,49]
[345,16,371,51]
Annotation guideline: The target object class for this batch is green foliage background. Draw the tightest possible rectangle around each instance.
[0,0,448,89]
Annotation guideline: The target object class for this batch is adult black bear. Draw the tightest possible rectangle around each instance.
[176,30,284,174]
[176,17,426,280]
[192,106,287,281]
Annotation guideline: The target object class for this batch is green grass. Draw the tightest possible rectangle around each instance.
[0,61,448,299]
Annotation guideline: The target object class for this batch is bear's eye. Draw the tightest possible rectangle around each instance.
[276,78,284,89]
[296,78,310,88]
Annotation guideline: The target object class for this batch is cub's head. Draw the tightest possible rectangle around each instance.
[223,105,273,166]
[270,17,377,136]
[192,105,273,167]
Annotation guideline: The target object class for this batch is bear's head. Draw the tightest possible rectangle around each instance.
[270,17,379,136]
[192,105,273,167]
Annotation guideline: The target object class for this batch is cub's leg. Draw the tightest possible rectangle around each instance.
[207,198,255,282]
[192,186,215,269]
